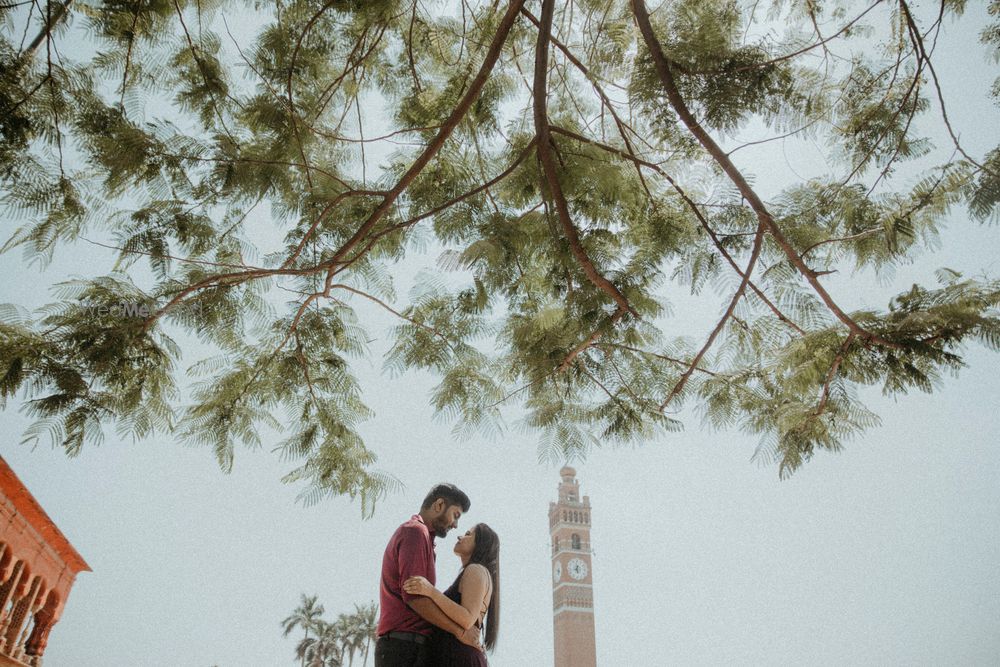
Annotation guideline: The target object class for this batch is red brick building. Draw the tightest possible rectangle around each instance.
[0,457,89,666]
[549,466,597,667]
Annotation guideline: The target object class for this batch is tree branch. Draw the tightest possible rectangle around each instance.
[316,0,527,281]
[532,0,637,319]
[899,0,995,176]
[287,0,344,191]
[659,220,767,411]
[549,126,805,335]
[22,0,72,60]
[815,333,855,416]
[80,236,258,271]
[172,0,239,143]
[119,6,141,110]
[329,283,455,351]
[280,191,380,270]
[558,309,626,373]
[522,7,660,209]
[332,137,538,278]
[631,0,898,349]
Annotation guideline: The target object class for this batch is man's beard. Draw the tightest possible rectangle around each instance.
[433,518,449,538]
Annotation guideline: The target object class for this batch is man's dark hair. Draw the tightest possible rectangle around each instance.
[421,483,471,512]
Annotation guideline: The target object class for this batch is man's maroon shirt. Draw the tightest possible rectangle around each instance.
[377,514,437,636]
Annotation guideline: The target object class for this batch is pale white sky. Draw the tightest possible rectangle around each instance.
[2,2,999,666]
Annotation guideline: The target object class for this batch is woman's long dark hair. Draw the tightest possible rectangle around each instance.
[453,523,500,651]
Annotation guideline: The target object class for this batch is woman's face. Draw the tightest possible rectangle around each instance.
[454,527,476,558]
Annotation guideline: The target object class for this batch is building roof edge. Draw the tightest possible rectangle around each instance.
[0,456,91,574]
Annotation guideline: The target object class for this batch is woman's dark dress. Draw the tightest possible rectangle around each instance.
[427,576,488,667]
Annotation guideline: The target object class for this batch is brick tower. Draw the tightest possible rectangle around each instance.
[549,466,597,667]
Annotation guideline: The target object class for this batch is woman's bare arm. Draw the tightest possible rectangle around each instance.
[403,565,490,631]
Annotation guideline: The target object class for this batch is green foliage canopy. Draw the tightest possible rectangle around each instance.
[1,0,999,509]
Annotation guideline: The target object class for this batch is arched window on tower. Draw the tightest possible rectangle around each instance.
[571,533,581,550]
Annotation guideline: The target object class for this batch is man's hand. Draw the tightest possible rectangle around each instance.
[455,624,482,650]
[408,597,465,639]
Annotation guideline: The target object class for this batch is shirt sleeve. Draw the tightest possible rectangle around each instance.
[396,525,433,604]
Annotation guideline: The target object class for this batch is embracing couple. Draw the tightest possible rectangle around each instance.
[375,483,500,667]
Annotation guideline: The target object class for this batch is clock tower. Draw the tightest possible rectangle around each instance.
[549,466,597,667]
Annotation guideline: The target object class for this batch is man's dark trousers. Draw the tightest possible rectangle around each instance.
[374,635,430,667]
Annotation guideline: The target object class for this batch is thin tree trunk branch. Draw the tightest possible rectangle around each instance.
[532,0,637,318]
[141,266,316,332]
[329,283,455,351]
[815,332,855,416]
[684,0,884,75]
[173,0,240,144]
[80,236,259,271]
[801,228,882,258]
[659,220,767,411]
[522,7,660,208]
[22,0,72,60]
[631,0,899,349]
[317,0,527,281]
[333,137,538,276]
[603,343,721,377]
[310,124,441,144]
[288,0,343,191]
[294,333,321,411]
[558,309,626,372]
[408,0,423,92]
[550,126,805,335]
[311,25,387,124]
[158,151,364,192]
[280,191,377,270]
[899,0,995,177]
[579,365,619,403]
[119,7,141,109]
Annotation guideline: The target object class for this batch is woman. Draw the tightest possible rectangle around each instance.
[403,523,500,666]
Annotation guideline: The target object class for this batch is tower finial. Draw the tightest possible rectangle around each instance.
[550,465,597,667]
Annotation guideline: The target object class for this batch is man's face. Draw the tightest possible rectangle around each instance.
[430,500,463,539]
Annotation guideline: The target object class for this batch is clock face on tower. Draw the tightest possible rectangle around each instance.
[567,557,588,580]
[553,561,562,582]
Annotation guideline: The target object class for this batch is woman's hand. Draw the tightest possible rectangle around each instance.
[403,575,433,597]
[456,624,483,650]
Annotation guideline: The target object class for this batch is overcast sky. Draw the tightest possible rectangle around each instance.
[2,2,999,666]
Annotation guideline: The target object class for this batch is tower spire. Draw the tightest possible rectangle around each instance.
[549,467,597,667]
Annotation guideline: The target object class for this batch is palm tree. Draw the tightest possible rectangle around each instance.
[295,634,319,667]
[318,620,345,667]
[282,596,378,666]
[337,605,377,667]
[352,603,378,667]
[333,615,359,667]
[283,594,326,667]
[297,619,345,667]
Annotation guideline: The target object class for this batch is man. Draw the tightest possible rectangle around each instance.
[376,483,478,667]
